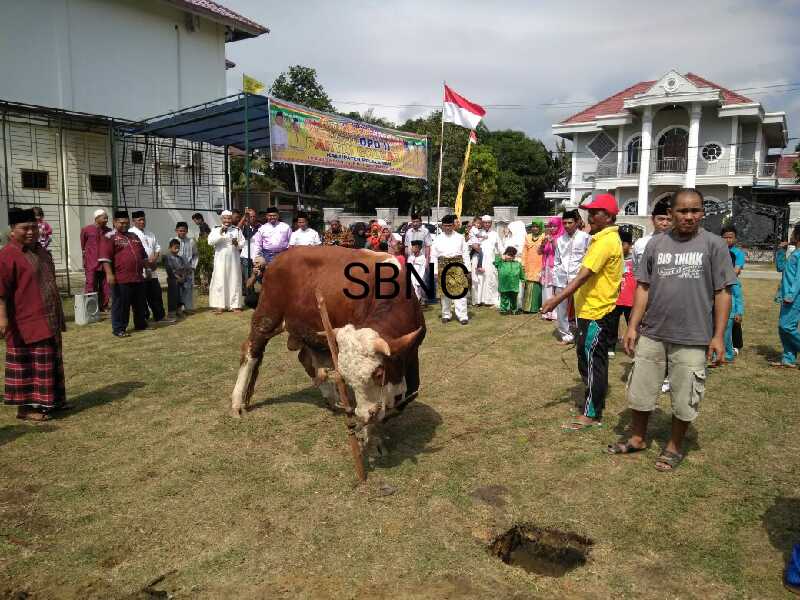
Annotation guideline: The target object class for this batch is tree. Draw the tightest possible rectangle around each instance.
[270,65,333,111]
[229,152,284,193]
[461,144,498,215]
[268,66,335,195]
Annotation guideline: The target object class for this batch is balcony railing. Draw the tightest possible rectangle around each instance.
[651,156,687,174]
[595,163,639,178]
[696,158,755,176]
[759,162,777,177]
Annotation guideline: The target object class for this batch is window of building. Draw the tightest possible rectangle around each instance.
[587,132,615,160]
[21,170,49,190]
[89,175,113,193]
[701,143,722,162]
[626,136,641,174]
[623,200,638,215]
[656,128,689,172]
[131,150,144,164]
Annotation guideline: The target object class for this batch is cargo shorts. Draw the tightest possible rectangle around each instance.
[627,335,707,422]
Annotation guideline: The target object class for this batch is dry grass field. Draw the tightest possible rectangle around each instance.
[0,278,797,599]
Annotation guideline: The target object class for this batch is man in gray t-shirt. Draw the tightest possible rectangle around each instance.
[608,188,735,473]
[636,228,736,346]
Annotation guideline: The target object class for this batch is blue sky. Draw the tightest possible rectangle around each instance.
[224,0,800,151]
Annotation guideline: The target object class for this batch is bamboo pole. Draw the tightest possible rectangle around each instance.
[314,289,367,483]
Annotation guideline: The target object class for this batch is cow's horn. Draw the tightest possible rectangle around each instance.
[316,327,341,339]
[387,326,424,355]
[372,337,391,356]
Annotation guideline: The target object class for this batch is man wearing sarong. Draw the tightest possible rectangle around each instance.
[99,211,149,337]
[80,208,112,311]
[431,214,470,325]
[129,210,167,323]
[0,208,67,421]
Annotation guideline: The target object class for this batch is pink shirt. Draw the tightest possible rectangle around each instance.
[252,221,291,256]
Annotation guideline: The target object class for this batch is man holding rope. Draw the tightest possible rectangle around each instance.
[541,194,622,432]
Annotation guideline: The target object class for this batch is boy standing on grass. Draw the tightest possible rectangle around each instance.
[722,224,745,355]
[408,240,428,304]
[164,239,191,319]
[174,222,197,313]
[723,250,744,364]
[772,225,800,369]
[610,188,736,472]
[541,194,622,431]
[607,229,635,358]
[494,247,525,315]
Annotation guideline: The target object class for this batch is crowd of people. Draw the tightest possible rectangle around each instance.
[0,194,796,451]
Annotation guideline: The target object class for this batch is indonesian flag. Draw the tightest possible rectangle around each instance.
[468,130,478,144]
[443,85,486,129]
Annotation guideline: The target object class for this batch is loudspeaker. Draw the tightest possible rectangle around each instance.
[74,292,100,326]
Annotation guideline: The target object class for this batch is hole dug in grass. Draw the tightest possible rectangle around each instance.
[489,523,593,577]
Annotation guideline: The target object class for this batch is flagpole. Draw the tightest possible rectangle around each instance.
[435,81,445,219]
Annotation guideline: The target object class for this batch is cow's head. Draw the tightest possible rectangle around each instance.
[332,324,422,424]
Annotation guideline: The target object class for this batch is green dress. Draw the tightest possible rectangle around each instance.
[493,257,525,313]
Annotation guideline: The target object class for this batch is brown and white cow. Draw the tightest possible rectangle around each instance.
[231,245,425,449]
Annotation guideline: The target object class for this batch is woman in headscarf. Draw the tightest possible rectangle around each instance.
[538,216,563,321]
[521,220,545,313]
[506,221,528,308]
[351,222,368,249]
[366,222,383,250]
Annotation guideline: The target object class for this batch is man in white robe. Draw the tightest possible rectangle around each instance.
[552,209,590,343]
[431,214,471,324]
[471,215,501,307]
[208,210,245,313]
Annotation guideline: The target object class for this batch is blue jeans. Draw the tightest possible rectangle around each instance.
[778,301,800,366]
[724,315,736,361]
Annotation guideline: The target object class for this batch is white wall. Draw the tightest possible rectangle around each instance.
[0,0,226,120]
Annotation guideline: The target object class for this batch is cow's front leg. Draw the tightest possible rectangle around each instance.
[231,341,263,418]
[356,422,387,458]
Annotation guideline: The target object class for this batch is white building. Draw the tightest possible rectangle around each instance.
[552,70,796,227]
[0,0,267,273]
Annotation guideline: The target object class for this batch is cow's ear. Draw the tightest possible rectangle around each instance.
[372,338,391,356]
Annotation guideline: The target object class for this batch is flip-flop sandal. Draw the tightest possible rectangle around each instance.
[769,362,797,369]
[16,410,49,422]
[607,441,646,454]
[561,420,602,432]
[655,450,684,472]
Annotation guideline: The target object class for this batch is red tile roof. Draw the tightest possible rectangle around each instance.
[163,0,268,38]
[560,73,754,124]
[777,154,799,179]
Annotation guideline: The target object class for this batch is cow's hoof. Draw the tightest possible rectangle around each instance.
[231,406,243,418]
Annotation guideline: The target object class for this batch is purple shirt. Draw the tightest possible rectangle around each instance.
[252,222,291,257]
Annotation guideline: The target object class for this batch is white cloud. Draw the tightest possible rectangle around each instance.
[224,0,800,149]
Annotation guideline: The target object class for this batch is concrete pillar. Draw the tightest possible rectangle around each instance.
[685,103,702,188]
[637,106,653,215]
[493,206,519,223]
[429,206,450,222]
[322,207,345,223]
[616,126,624,177]
[375,207,399,227]
[754,122,763,176]
[728,116,738,176]
[789,201,800,226]
[570,134,579,204]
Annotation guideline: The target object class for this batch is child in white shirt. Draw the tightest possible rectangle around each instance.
[466,217,486,269]
[407,240,428,304]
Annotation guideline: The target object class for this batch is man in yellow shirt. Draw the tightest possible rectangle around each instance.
[542,194,622,430]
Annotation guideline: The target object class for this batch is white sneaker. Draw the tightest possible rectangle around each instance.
[561,334,575,344]
[661,380,671,393]
[733,348,739,356]
[608,351,616,358]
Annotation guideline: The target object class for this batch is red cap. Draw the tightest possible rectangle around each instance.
[580,193,619,215]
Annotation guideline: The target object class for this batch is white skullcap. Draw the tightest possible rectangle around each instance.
[481,215,492,222]
[220,210,233,217]
[392,232,402,241]
[376,219,388,228]
[93,209,107,219]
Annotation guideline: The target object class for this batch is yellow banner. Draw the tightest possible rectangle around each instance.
[243,74,265,95]
[454,136,474,221]
[268,97,428,180]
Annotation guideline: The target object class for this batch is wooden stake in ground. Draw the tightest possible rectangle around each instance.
[314,289,367,483]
